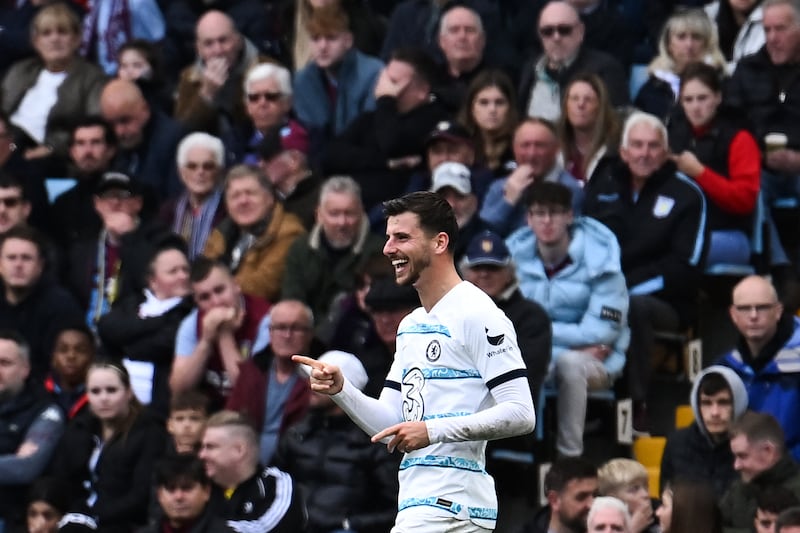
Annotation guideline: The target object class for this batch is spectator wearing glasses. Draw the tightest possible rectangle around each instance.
[506,181,629,457]
[518,0,628,122]
[719,275,800,460]
[225,62,309,166]
[159,132,227,260]
[226,300,317,465]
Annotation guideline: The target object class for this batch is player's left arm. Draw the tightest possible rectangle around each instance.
[426,310,535,444]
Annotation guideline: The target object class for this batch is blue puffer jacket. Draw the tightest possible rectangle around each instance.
[720,316,800,461]
[506,216,629,377]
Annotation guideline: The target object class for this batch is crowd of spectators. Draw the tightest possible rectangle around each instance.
[1,0,800,531]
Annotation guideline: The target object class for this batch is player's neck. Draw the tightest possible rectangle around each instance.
[415,262,462,312]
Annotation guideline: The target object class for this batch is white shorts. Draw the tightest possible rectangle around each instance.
[391,512,493,533]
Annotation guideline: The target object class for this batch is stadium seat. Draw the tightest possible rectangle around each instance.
[633,436,667,499]
[674,405,694,429]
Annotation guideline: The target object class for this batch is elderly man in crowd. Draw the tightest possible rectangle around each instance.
[518,0,628,120]
[174,10,267,135]
[204,165,306,302]
[226,300,319,465]
[585,111,707,432]
[480,118,583,237]
[282,176,384,334]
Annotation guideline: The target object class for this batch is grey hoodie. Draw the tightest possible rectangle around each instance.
[690,365,749,442]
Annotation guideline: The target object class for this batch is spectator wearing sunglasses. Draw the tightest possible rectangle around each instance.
[518,0,628,122]
[223,62,311,166]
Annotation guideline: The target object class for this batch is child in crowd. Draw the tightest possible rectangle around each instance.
[755,486,800,533]
[43,324,95,420]
[598,458,658,533]
[24,477,70,533]
[166,390,209,454]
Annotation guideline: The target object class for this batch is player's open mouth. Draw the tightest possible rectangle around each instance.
[392,259,408,273]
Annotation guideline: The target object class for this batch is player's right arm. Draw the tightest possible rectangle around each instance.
[293,355,403,438]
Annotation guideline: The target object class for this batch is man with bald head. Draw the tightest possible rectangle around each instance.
[100,79,184,199]
[720,275,800,460]
[518,0,627,120]
[174,10,269,135]
[226,300,317,465]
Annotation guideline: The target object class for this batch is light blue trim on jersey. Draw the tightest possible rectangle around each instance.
[405,368,482,379]
[422,411,471,420]
[397,324,452,337]
[398,497,498,520]
[400,454,485,473]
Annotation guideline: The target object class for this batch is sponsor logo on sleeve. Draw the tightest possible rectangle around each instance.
[485,327,505,346]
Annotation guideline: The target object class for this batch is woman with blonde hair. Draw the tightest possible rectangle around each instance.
[635,8,726,119]
[557,73,620,184]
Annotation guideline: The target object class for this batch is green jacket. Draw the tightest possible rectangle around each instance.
[281,217,384,332]
[720,455,800,533]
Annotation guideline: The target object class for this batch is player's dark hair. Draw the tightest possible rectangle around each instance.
[383,191,458,253]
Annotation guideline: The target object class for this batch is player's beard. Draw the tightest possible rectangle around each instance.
[395,249,431,287]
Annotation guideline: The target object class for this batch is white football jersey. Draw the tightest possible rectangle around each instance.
[387,281,527,529]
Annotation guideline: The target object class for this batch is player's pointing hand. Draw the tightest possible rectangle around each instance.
[292,355,344,395]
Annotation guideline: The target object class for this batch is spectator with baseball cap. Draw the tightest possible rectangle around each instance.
[355,277,420,397]
[64,171,174,327]
[255,124,320,230]
[411,120,494,203]
[460,230,551,408]
[430,161,488,262]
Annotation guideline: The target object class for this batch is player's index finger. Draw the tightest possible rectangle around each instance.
[372,424,399,442]
[291,355,322,369]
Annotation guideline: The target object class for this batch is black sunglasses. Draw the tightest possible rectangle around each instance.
[247,91,283,103]
[539,24,575,38]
